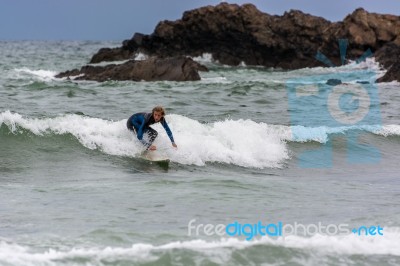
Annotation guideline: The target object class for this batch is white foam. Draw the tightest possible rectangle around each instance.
[291,57,385,81]
[0,111,289,168]
[239,61,247,67]
[159,115,289,168]
[347,57,386,80]
[289,124,385,143]
[162,228,400,256]
[87,59,130,67]
[199,76,230,84]
[192,53,213,64]
[3,111,397,167]
[0,241,154,266]
[191,53,247,67]
[1,228,400,265]
[14,68,57,81]
[133,52,148,61]
[0,110,142,157]
[346,57,381,71]
[376,125,400,137]
[377,80,400,86]
[3,111,398,165]
[274,227,400,256]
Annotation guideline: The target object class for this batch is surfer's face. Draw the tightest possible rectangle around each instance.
[153,111,163,122]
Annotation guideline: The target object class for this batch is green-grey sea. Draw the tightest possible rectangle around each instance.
[1,41,400,265]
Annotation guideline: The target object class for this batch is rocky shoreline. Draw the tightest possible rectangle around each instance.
[56,56,208,82]
[61,3,400,82]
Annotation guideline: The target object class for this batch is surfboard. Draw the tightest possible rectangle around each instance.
[140,150,170,164]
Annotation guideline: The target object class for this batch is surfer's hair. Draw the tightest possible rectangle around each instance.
[152,106,165,116]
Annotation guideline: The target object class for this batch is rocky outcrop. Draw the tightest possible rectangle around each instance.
[375,43,400,69]
[90,33,143,64]
[378,63,400,83]
[89,3,400,82]
[375,43,400,82]
[56,56,208,82]
[90,47,131,64]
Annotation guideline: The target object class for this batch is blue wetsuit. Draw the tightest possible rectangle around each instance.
[127,112,175,148]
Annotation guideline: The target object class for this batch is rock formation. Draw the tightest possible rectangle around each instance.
[89,3,400,82]
[56,56,208,82]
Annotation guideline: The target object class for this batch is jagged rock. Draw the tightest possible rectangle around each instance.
[90,47,132,64]
[375,42,400,83]
[90,33,145,64]
[134,4,332,68]
[56,56,208,82]
[87,3,400,82]
[377,63,400,83]
[375,42,400,69]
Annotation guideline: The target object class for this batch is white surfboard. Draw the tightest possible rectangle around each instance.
[140,150,170,163]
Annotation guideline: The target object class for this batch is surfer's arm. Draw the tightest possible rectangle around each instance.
[161,120,175,143]
[132,115,150,147]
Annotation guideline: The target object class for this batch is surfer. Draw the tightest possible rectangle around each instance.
[127,106,177,151]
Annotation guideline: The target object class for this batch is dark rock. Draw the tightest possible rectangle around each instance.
[86,3,400,82]
[56,56,208,82]
[90,3,332,68]
[377,62,400,83]
[152,4,332,68]
[375,42,400,82]
[90,47,132,64]
[326,79,342,86]
[132,33,145,46]
[375,43,400,69]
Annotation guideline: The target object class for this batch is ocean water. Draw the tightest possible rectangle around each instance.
[1,41,400,266]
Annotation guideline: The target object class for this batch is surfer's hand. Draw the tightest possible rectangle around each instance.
[172,142,177,148]
[149,145,157,150]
